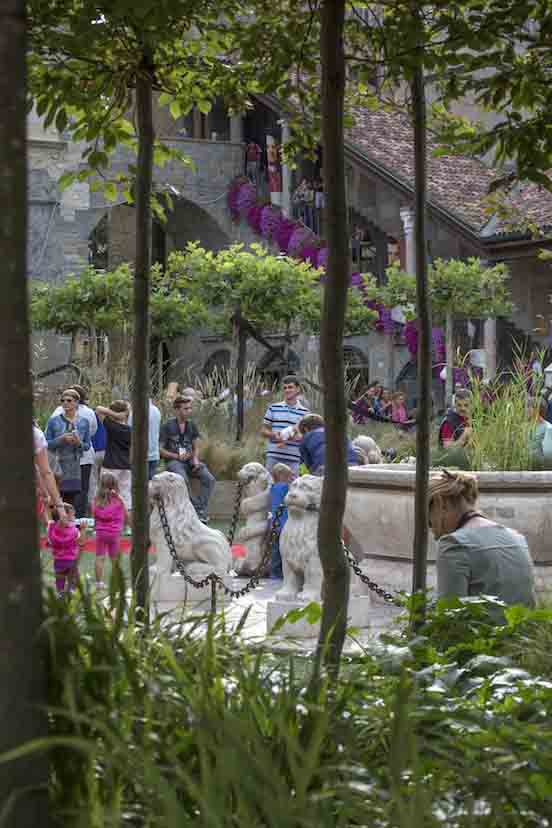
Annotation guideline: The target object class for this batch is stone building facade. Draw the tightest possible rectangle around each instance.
[28,94,552,394]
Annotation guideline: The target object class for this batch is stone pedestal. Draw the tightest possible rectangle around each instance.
[266,595,371,638]
[150,571,233,613]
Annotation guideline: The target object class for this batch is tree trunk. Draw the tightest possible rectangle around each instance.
[411,30,432,619]
[131,52,154,616]
[315,0,350,678]
[0,2,49,823]
[445,310,454,406]
[236,322,247,442]
[157,339,164,395]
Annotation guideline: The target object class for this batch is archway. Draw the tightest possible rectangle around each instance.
[165,197,231,253]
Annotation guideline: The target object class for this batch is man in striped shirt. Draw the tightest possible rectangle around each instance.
[261,375,310,473]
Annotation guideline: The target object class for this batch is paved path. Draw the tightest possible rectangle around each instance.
[157,578,404,654]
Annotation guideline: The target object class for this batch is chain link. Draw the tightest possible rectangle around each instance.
[225,480,244,547]
[342,543,403,606]
[156,497,285,600]
[157,495,401,608]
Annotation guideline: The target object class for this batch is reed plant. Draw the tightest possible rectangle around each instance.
[468,361,544,472]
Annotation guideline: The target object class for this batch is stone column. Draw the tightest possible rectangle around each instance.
[484,317,497,381]
[400,207,415,274]
[230,113,244,143]
[280,120,292,216]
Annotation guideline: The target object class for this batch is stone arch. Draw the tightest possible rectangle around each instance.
[257,346,301,386]
[203,349,231,377]
[343,345,370,386]
[165,196,231,254]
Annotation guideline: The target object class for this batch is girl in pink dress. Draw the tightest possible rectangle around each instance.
[93,472,128,588]
[47,503,81,595]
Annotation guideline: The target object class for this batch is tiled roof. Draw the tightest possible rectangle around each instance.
[346,105,552,236]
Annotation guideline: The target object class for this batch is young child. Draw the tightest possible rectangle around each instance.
[270,463,295,579]
[298,414,362,475]
[47,503,82,595]
[373,388,392,420]
[92,471,128,589]
[391,391,415,430]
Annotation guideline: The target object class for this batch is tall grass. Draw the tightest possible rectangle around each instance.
[468,362,544,472]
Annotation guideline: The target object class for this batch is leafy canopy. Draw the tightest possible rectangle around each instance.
[30,264,207,340]
[364,257,512,322]
[164,242,377,335]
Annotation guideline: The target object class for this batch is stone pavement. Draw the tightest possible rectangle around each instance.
[156,577,405,654]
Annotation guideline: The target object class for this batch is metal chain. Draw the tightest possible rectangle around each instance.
[156,497,285,599]
[342,543,403,606]
[225,480,244,547]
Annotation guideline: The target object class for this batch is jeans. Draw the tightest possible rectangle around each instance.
[166,460,215,517]
[148,460,158,480]
[76,463,92,518]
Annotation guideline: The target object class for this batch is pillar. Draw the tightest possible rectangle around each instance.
[281,120,292,216]
[400,206,415,275]
[230,113,244,143]
[484,317,497,381]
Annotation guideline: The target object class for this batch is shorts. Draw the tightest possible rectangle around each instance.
[95,533,120,559]
[102,468,132,510]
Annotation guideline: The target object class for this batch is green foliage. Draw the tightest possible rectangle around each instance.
[165,242,377,336]
[8,583,551,826]
[27,0,303,204]
[366,257,512,323]
[29,264,206,340]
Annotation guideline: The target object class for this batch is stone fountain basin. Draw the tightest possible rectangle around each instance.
[346,466,552,566]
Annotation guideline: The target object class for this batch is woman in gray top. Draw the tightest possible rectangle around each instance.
[429,470,536,614]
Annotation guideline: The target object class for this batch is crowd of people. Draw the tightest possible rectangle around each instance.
[33,369,547,613]
[35,385,216,594]
[351,381,416,430]
[291,177,325,233]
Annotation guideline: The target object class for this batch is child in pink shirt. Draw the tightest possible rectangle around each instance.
[47,503,81,595]
[93,471,128,588]
[391,391,416,430]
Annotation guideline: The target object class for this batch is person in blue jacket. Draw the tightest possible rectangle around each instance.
[298,414,362,476]
[269,463,295,579]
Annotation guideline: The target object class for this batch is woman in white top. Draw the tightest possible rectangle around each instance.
[34,425,66,522]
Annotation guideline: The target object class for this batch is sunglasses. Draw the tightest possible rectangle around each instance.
[61,397,76,402]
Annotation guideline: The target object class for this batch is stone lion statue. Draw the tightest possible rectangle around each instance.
[275,474,370,603]
[234,462,272,575]
[276,475,324,603]
[149,472,231,580]
[352,435,383,465]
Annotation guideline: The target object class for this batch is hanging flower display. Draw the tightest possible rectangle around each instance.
[246,203,264,234]
[316,246,328,270]
[431,326,446,365]
[404,320,418,355]
[301,244,321,268]
[235,180,257,214]
[259,205,280,240]
[274,217,296,252]
[287,226,314,258]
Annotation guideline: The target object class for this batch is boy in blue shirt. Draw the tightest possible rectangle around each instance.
[269,463,295,579]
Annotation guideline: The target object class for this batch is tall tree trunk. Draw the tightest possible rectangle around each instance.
[445,310,454,406]
[236,320,247,442]
[0,2,49,823]
[157,339,164,395]
[411,26,432,618]
[131,51,154,615]
[315,0,350,677]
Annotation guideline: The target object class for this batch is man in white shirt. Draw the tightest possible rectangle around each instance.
[128,399,161,479]
[51,383,97,517]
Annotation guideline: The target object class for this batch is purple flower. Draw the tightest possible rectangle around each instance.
[316,246,328,270]
[246,204,264,234]
[301,244,320,267]
[287,226,314,258]
[379,306,394,335]
[275,218,296,252]
[235,181,257,213]
[260,206,280,240]
[404,320,418,356]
